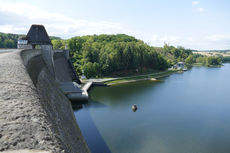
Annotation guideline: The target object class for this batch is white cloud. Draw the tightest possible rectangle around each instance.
[205,34,230,41]
[187,37,194,42]
[150,35,181,46]
[149,35,230,50]
[196,7,205,13]
[192,1,200,6]
[184,35,230,50]
[191,1,204,13]
[0,1,133,38]
[0,1,229,50]
[0,25,27,34]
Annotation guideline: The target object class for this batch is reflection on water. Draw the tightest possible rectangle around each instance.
[74,64,230,153]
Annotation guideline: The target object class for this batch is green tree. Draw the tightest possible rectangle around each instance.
[205,56,222,66]
[185,55,193,65]
[4,39,15,48]
[52,40,62,49]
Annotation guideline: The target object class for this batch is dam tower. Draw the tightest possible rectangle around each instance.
[17,24,52,50]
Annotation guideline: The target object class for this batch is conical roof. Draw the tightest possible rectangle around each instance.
[26,24,51,45]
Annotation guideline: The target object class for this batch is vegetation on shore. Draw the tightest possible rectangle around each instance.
[52,35,195,78]
[0,32,22,48]
[53,34,225,78]
[193,51,230,65]
[65,34,170,78]
[189,55,222,67]
[103,70,174,85]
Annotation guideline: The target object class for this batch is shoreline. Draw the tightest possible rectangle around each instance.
[81,62,227,88]
[106,77,159,86]
[82,70,176,86]
[106,71,174,85]
[81,62,227,86]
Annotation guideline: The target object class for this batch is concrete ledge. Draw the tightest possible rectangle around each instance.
[1,150,51,153]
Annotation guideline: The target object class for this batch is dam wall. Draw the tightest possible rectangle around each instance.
[0,49,90,153]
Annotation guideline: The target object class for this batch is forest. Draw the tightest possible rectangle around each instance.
[52,34,223,78]
[0,32,21,48]
[0,32,60,48]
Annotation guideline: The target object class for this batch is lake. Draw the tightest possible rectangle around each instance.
[74,64,230,153]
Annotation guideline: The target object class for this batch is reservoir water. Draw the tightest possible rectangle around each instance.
[74,64,230,153]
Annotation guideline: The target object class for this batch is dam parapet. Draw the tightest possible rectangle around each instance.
[19,24,87,102]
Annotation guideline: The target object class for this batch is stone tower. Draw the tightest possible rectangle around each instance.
[18,24,52,50]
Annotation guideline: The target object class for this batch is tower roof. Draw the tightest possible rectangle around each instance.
[26,24,52,45]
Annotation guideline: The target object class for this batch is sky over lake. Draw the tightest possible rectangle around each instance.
[0,0,229,50]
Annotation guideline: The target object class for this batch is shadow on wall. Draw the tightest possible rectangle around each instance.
[20,49,90,153]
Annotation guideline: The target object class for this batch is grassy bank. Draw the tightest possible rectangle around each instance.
[103,70,175,85]
[192,63,222,67]
[192,63,203,66]
[83,62,225,86]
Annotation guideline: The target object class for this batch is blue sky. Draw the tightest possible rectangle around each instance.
[0,0,229,50]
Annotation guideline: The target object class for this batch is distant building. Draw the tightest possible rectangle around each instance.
[176,62,185,69]
[81,70,86,79]
[17,37,29,49]
[169,62,186,71]
[18,24,52,50]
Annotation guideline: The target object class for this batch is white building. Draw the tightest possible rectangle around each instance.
[17,38,32,49]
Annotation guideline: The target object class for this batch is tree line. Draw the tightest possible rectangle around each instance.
[0,32,60,48]
[52,34,225,78]
[0,32,21,48]
[52,35,195,78]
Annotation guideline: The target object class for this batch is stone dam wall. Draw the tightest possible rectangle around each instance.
[0,49,90,153]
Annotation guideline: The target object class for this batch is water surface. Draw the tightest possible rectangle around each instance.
[74,64,230,153]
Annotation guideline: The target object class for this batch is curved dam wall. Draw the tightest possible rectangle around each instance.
[0,49,90,152]
[21,49,90,153]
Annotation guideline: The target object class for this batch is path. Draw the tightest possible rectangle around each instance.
[0,50,65,152]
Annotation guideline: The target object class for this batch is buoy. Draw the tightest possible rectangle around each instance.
[132,104,137,112]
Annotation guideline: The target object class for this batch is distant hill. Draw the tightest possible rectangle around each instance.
[55,34,195,77]
[194,50,230,52]
[0,32,61,49]
[0,32,23,48]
